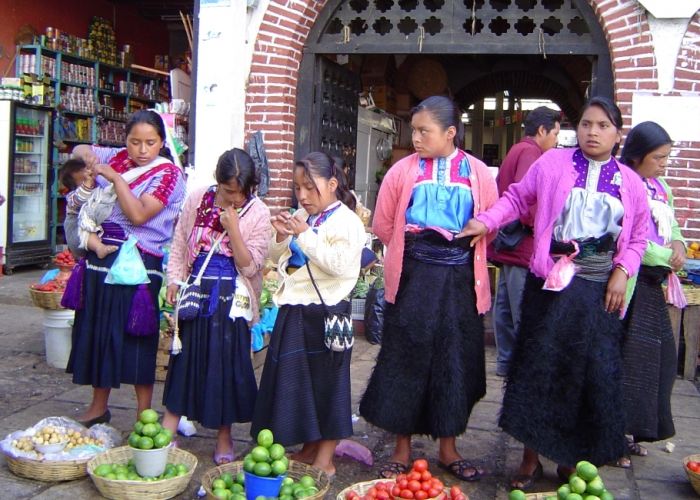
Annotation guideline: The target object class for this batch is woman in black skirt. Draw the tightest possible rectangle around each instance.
[359,96,498,481]
[462,97,650,489]
[162,149,271,464]
[66,110,186,426]
[615,121,684,466]
[251,152,365,478]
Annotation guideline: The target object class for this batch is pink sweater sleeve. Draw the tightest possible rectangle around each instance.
[476,162,540,231]
[237,201,272,278]
[372,159,404,245]
[166,190,199,285]
[614,169,649,276]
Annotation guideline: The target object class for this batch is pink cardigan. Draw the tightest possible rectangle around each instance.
[476,147,649,280]
[167,186,272,324]
[373,152,498,314]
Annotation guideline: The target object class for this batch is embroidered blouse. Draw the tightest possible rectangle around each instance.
[405,148,474,233]
[90,146,186,256]
[553,149,624,242]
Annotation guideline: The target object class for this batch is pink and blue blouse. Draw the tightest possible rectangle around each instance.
[553,149,624,242]
[405,148,474,233]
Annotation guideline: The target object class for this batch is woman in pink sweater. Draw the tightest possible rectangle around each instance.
[360,96,498,481]
[463,97,649,490]
[162,148,271,464]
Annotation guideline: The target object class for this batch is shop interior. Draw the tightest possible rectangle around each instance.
[0,0,195,262]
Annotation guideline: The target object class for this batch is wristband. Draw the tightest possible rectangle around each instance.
[615,264,629,278]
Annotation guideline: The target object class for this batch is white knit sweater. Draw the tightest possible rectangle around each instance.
[270,203,366,307]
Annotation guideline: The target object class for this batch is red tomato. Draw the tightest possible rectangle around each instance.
[689,462,700,473]
[412,459,429,473]
[398,479,409,489]
[345,492,358,500]
[428,488,440,498]
[420,471,432,481]
[407,480,422,493]
[420,481,432,492]
[392,486,402,497]
[453,495,466,500]
[414,491,428,500]
[450,486,463,498]
[431,479,444,490]
[400,489,414,499]
[408,471,422,482]
[367,487,378,497]
[377,491,390,499]
[396,474,407,483]
[375,482,388,491]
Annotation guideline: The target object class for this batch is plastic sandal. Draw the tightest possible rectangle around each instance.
[437,459,484,482]
[509,462,543,491]
[377,461,408,479]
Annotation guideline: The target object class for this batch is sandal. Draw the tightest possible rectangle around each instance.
[626,437,648,457]
[509,462,543,491]
[437,459,484,482]
[377,461,408,479]
[213,440,235,466]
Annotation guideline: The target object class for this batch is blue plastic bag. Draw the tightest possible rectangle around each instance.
[105,235,150,285]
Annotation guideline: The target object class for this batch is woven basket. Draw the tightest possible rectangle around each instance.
[336,479,446,500]
[87,446,197,500]
[4,452,90,481]
[202,460,330,500]
[683,454,700,496]
[683,287,700,306]
[29,288,64,309]
[525,493,557,499]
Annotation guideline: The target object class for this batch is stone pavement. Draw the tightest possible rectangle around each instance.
[0,269,698,499]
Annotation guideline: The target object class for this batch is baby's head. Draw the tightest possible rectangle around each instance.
[59,159,87,191]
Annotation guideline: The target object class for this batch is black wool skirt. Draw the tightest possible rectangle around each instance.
[499,273,627,466]
[66,250,163,388]
[251,302,353,447]
[162,258,257,429]
[360,255,485,438]
[621,265,677,442]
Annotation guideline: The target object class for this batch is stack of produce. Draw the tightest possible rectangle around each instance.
[509,461,614,500]
[93,459,189,482]
[243,429,289,479]
[209,469,321,500]
[127,409,173,451]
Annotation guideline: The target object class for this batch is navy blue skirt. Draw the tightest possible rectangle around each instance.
[66,248,163,388]
[162,254,257,429]
[251,301,353,446]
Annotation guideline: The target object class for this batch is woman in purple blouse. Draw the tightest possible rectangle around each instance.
[463,97,649,490]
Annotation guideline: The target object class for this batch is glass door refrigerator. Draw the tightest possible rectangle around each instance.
[0,101,53,274]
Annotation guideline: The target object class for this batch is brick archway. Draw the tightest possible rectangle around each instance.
[244,0,658,209]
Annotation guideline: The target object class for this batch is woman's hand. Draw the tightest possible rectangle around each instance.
[271,212,293,241]
[219,206,240,232]
[284,214,309,236]
[669,240,686,272]
[455,218,489,246]
[71,144,98,165]
[166,284,180,305]
[605,267,629,313]
[93,163,119,183]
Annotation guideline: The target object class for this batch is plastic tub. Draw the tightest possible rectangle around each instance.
[43,309,75,369]
[244,471,285,500]
[131,443,171,478]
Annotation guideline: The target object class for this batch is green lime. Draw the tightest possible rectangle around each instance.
[575,461,598,482]
[137,436,154,450]
[176,463,188,475]
[127,471,140,480]
[244,455,256,472]
[94,464,113,477]
[295,490,312,499]
[133,421,144,435]
[231,483,244,493]
[220,472,234,488]
[139,408,159,424]
[141,423,158,438]
[298,475,315,488]
[280,495,294,500]
[282,476,294,486]
[565,495,583,500]
[165,464,176,475]
[232,495,246,500]
[586,476,605,496]
[280,485,294,496]
[212,478,227,490]
[153,432,171,448]
[257,429,274,448]
[251,445,271,463]
[269,443,285,460]
[558,484,572,499]
[570,476,587,495]
[128,432,141,448]
[235,471,245,485]
[253,461,272,477]
[271,459,287,476]
[583,496,601,500]
[114,464,129,475]
[116,472,128,480]
[509,490,526,500]
[212,488,230,499]
[599,491,614,500]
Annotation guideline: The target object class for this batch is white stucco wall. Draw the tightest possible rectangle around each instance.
[191,0,269,188]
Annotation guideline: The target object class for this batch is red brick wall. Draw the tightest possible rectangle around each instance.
[245,0,699,237]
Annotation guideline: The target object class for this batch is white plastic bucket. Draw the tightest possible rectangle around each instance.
[43,309,74,369]
[131,443,171,477]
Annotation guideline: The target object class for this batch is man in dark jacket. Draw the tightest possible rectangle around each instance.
[491,106,561,377]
